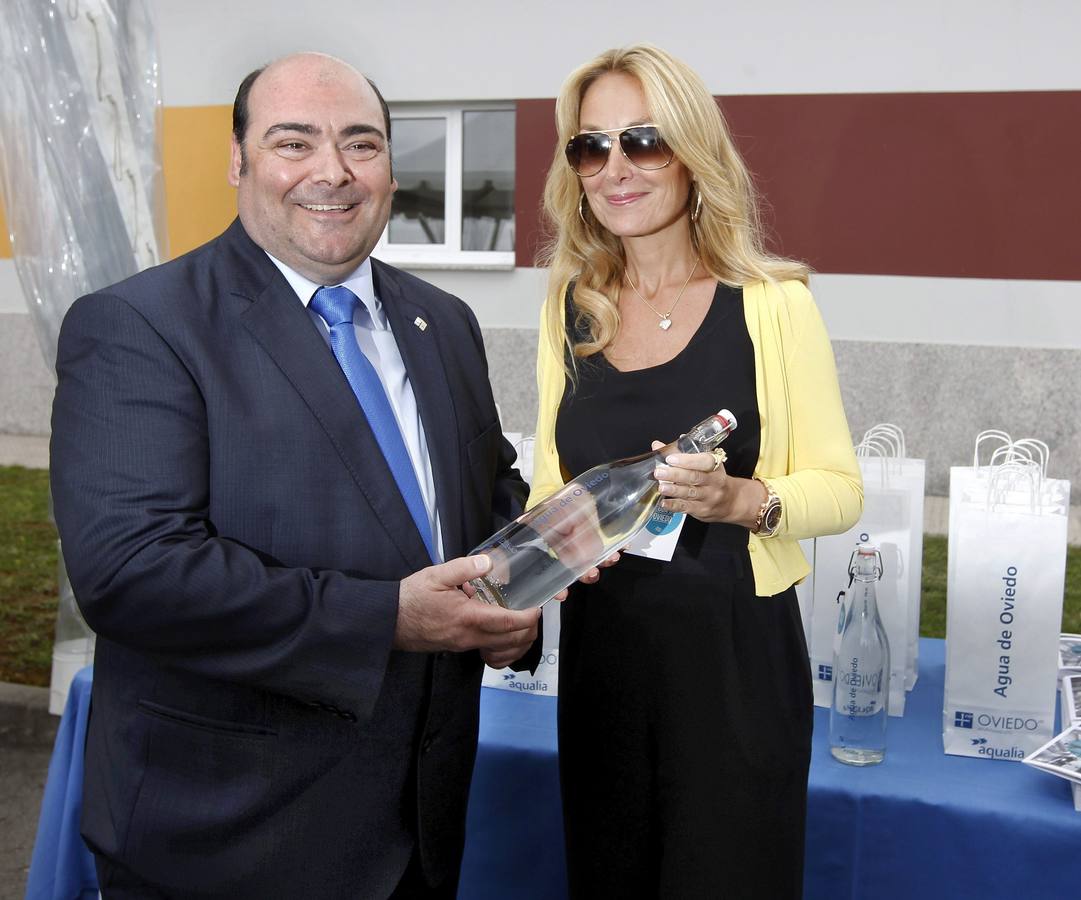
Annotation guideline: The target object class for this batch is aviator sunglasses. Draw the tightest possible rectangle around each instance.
[564,124,674,177]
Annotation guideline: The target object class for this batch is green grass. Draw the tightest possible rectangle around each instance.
[919,537,949,638]
[1,466,1079,685]
[920,535,1081,638]
[0,466,58,686]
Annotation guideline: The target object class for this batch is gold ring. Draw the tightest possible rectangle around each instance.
[709,448,727,472]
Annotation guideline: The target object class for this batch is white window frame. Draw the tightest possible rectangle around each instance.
[377,102,516,270]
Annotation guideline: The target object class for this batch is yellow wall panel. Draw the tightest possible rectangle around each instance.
[0,198,11,257]
[163,105,237,259]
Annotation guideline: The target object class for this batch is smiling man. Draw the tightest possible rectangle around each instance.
[50,52,539,899]
[230,55,397,285]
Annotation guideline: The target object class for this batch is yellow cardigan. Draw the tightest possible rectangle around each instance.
[527,279,864,597]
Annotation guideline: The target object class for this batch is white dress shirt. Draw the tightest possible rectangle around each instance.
[265,252,443,561]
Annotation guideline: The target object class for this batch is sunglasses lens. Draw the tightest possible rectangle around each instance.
[566,132,612,176]
[619,126,672,170]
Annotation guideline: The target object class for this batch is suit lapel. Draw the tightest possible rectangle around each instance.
[221,224,431,570]
[373,260,464,560]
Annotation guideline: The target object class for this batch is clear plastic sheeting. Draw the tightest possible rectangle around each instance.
[0,0,165,713]
[0,0,165,371]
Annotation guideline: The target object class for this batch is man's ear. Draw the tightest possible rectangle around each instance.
[228,136,243,187]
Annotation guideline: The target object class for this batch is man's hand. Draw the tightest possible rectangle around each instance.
[395,555,540,659]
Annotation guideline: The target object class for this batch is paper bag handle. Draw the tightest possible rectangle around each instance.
[1011,438,1050,478]
[986,459,1042,513]
[973,430,1013,468]
[861,423,906,458]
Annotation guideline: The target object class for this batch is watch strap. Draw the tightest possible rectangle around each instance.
[751,476,781,536]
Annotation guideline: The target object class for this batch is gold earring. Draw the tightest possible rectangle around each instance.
[690,189,703,223]
[578,193,589,226]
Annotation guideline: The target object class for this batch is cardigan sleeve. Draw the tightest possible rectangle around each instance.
[527,290,569,508]
[762,282,863,541]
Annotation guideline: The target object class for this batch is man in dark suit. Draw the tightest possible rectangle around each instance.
[49,52,542,898]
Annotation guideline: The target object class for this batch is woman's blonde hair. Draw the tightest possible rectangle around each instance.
[539,43,808,368]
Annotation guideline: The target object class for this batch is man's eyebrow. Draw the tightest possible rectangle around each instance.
[340,124,386,141]
[263,122,317,139]
[260,123,386,142]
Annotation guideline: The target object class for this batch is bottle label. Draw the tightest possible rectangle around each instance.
[623,509,685,561]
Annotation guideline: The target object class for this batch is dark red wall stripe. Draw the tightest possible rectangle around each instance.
[516,91,1081,280]
[516,99,560,269]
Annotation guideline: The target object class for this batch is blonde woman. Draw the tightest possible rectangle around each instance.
[530,45,863,898]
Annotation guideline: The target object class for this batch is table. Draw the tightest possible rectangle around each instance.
[25,666,97,900]
[27,641,1081,899]
[461,637,1081,899]
[802,638,1079,899]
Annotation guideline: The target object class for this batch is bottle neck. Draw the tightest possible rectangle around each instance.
[854,579,879,615]
[851,553,880,584]
[642,414,735,462]
[671,423,732,455]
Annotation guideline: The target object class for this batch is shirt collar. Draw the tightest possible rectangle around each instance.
[263,252,385,328]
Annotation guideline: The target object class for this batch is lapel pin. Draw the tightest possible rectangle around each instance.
[414,317,428,331]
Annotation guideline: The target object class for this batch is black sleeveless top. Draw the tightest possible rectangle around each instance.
[554,282,761,564]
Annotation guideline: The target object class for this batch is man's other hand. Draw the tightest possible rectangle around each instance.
[395,555,540,659]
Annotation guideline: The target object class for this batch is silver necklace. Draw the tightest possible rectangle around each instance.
[625,257,700,331]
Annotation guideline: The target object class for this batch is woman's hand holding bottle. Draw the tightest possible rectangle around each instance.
[652,441,768,529]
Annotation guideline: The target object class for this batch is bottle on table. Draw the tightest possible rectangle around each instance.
[830,542,890,766]
[468,409,737,611]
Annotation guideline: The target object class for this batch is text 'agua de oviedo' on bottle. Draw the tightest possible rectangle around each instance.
[468,410,737,611]
[830,542,890,766]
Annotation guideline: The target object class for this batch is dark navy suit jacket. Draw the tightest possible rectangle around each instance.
[49,219,528,898]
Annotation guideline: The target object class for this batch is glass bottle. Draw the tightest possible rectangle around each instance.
[469,410,737,610]
[830,543,890,766]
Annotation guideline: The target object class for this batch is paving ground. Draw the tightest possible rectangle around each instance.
[1,743,55,898]
[0,434,50,470]
[0,680,58,900]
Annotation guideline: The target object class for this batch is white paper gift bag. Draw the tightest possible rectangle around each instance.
[482,594,561,695]
[810,473,908,714]
[943,439,1070,760]
[483,431,555,694]
[809,425,923,715]
[860,425,926,692]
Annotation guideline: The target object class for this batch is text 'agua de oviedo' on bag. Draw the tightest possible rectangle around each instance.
[943,432,1070,760]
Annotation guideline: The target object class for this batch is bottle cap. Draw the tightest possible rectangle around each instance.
[850,542,884,580]
[715,409,738,432]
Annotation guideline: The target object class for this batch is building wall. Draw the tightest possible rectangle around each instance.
[2,0,1080,492]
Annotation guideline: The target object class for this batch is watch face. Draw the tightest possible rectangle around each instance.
[764,500,782,532]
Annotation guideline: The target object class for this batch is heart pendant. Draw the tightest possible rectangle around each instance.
[658,317,672,331]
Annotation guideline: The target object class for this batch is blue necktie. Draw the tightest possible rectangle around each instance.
[311,285,435,560]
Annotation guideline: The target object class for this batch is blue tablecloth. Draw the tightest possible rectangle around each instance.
[27,641,1081,899]
[804,638,1079,898]
[25,666,97,900]
[461,637,1081,899]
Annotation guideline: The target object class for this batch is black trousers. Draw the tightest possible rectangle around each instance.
[558,550,813,899]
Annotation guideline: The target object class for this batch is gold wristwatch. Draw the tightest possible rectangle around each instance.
[752,477,782,537]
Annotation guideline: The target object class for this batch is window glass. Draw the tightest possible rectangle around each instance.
[461,110,515,252]
[388,118,446,244]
